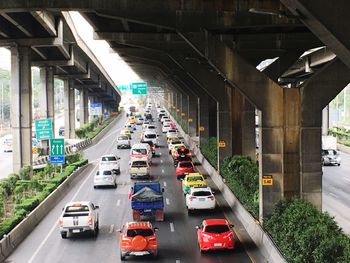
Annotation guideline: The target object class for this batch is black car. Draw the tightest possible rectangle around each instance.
[145,113,153,121]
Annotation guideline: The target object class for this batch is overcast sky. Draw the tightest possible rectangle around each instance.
[0,12,140,86]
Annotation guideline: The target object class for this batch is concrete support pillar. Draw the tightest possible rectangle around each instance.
[188,94,198,138]
[64,79,75,139]
[199,93,210,147]
[322,106,329,135]
[79,89,89,126]
[39,66,55,154]
[181,93,189,132]
[242,99,257,161]
[11,46,33,173]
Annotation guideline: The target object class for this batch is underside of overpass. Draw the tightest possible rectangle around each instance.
[1,0,349,221]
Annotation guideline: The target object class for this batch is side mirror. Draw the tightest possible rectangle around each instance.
[195,225,200,230]
[154,227,159,232]
[162,188,165,192]
[230,224,234,228]
[211,190,216,194]
[118,157,121,160]
[95,205,99,209]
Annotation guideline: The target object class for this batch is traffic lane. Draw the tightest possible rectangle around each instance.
[152,132,253,263]
[6,116,130,262]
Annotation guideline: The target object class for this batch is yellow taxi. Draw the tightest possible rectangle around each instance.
[120,129,132,139]
[128,116,136,124]
[182,173,206,194]
[171,143,186,159]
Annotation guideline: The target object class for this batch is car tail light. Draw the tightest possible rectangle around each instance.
[187,152,192,156]
[59,218,63,227]
[189,196,197,201]
[152,145,156,150]
[148,237,156,242]
[88,216,93,226]
[208,196,214,200]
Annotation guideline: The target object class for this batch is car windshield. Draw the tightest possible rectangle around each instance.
[168,129,176,133]
[101,156,117,161]
[179,162,193,168]
[187,176,203,182]
[132,161,147,167]
[193,191,211,196]
[204,225,229,234]
[171,141,181,145]
[102,170,112,175]
[126,229,154,237]
[145,134,156,139]
[65,205,89,213]
[324,150,337,156]
[118,136,128,140]
[148,126,156,129]
[132,149,147,155]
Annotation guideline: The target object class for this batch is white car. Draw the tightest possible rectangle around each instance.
[94,170,117,188]
[142,120,150,129]
[185,186,216,212]
[162,123,171,133]
[117,135,131,149]
[142,131,158,146]
[124,123,135,132]
[136,117,144,125]
[161,116,169,124]
[99,154,121,174]
[130,143,152,164]
[166,129,178,139]
[145,124,157,132]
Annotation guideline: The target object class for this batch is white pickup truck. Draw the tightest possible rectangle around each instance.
[129,159,150,179]
[59,201,99,238]
[99,154,121,174]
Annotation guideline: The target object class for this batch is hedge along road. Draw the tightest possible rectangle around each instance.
[6,112,258,263]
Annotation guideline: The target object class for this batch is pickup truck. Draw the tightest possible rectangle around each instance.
[129,159,150,179]
[59,201,99,238]
[99,154,121,174]
[131,182,164,221]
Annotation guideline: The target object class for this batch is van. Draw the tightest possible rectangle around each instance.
[130,143,152,164]
[142,131,158,146]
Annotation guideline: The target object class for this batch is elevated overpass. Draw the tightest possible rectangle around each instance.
[0,10,121,172]
[0,0,349,222]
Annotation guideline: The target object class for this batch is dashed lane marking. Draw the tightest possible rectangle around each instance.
[329,192,338,198]
[162,169,164,173]
[344,177,350,182]
[109,224,115,233]
[117,199,121,206]
[166,198,170,205]
[161,160,163,163]
[170,222,175,232]
[176,260,181,263]
[163,181,167,187]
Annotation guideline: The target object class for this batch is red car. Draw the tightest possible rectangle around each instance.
[176,161,195,176]
[196,219,235,252]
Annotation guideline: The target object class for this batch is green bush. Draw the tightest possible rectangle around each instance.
[0,209,27,238]
[65,152,82,165]
[19,165,32,180]
[265,199,350,263]
[15,197,40,212]
[200,137,218,169]
[221,155,259,217]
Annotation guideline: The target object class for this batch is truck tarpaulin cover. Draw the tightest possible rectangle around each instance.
[132,186,162,202]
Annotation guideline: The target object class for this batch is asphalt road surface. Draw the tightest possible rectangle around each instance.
[5,113,257,263]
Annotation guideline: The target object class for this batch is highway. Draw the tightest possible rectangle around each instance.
[6,112,258,263]
[323,152,350,234]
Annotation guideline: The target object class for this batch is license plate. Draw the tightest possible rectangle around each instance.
[144,209,152,212]
[72,229,81,233]
[199,198,205,201]
[214,243,222,247]
[134,251,148,256]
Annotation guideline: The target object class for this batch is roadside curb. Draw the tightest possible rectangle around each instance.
[0,163,91,262]
[167,110,287,263]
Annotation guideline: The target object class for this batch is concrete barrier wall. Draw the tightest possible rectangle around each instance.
[167,110,286,263]
[338,143,350,154]
[0,164,91,262]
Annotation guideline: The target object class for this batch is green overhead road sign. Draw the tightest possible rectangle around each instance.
[35,118,53,140]
[117,84,129,91]
[131,82,147,94]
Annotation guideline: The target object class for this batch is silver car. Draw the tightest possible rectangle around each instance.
[322,149,341,166]
[117,135,131,149]
[94,170,117,188]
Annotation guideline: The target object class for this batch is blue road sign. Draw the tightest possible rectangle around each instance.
[50,156,65,165]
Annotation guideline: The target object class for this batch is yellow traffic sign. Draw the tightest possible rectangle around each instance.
[262,175,273,186]
[199,126,205,132]
[188,118,193,122]
[176,108,180,112]
[181,112,186,116]
[219,140,226,147]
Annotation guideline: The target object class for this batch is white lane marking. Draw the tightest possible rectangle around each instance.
[328,192,338,198]
[161,169,164,173]
[166,198,170,205]
[161,160,163,163]
[344,177,350,182]
[163,181,167,187]
[109,224,115,234]
[28,165,98,263]
[117,199,121,206]
[170,222,175,232]
[176,260,181,263]
[159,152,162,156]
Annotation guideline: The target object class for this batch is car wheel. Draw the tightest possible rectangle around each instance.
[117,169,121,174]
[61,232,67,239]
[114,182,117,188]
[117,146,120,149]
[94,185,97,189]
[338,163,341,166]
[120,251,126,261]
